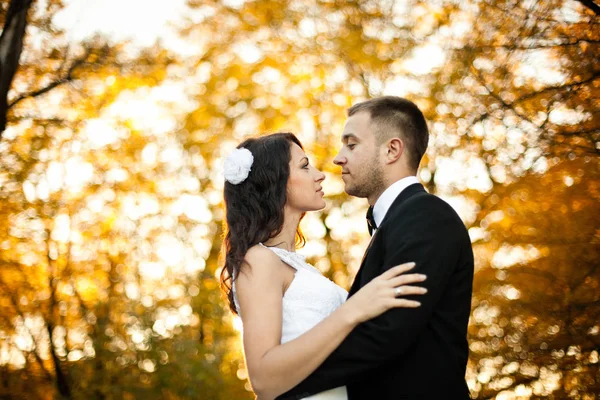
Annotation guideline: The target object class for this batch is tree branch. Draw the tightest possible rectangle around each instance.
[0,276,54,383]
[8,47,92,110]
[456,38,600,51]
[576,0,600,15]
[514,71,600,104]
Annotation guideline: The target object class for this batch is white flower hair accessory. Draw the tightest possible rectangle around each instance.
[223,147,254,185]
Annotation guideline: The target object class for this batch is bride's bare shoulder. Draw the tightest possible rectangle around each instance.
[236,244,285,288]
[242,244,283,273]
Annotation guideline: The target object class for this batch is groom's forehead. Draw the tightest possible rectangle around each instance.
[341,122,372,142]
[343,113,371,134]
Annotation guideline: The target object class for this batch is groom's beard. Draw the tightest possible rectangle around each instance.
[345,160,385,200]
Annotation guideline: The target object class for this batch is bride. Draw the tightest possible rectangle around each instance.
[220,133,427,400]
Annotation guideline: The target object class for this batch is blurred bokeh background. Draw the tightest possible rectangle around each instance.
[0,0,598,399]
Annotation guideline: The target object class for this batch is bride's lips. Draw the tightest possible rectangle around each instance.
[316,187,324,196]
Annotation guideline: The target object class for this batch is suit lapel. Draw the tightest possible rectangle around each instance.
[349,229,379,295]
[358,229,379,270]
[348,183,427,296]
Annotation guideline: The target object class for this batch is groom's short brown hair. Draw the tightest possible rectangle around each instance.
[348,96,429,173]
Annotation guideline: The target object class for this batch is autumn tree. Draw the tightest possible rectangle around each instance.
[0,1,199,398]
[426,1,599,397]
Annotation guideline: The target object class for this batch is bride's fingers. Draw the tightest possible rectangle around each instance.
[387,273,427,288]
[392,298,421,308]
[380,262,416,278]
[391,285,427,297]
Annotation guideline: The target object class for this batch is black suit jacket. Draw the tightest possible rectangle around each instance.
[277,183,474,399]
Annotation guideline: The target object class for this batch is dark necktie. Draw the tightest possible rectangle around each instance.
[366,206,377,236]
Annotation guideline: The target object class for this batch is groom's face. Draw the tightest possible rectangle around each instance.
[334,112,385,200]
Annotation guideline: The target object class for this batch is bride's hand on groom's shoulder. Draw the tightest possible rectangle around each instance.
[341,263,427,325]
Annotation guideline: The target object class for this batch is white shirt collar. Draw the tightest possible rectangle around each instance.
[372,176,420,227]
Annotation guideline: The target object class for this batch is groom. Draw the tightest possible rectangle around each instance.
[278,96,474,399]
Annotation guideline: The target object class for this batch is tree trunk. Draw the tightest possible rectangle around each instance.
[0,0,33,137]
[46,322,72,399]
[45,227,72,399]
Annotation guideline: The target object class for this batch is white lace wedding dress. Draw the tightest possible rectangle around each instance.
[234,243,349,400]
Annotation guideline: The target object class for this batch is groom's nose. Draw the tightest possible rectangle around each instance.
[333,153,346,166]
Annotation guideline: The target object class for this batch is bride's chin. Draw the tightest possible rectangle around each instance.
[304,203,326,212]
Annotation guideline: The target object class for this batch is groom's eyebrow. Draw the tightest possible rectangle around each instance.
[342,133,358,142]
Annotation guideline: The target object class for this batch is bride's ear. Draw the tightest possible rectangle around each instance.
[384,138,404,164]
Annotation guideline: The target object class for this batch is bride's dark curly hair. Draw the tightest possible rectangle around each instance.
[220,132,306,315]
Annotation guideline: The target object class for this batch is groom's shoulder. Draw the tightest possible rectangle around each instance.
[402,189,448,210]
[398,190,464,223]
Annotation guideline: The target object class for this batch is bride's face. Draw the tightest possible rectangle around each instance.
[286,143,326,212]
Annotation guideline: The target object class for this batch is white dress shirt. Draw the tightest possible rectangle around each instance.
[372,176,420,229]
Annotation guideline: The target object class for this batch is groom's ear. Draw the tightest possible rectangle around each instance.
[384,138,404,164]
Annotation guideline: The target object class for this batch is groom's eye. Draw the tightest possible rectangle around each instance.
[347,143,356,150]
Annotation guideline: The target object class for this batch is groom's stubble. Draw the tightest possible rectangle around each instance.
[344,147,386,201]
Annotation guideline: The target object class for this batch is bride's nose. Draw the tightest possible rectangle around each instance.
[315,171,325,183]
